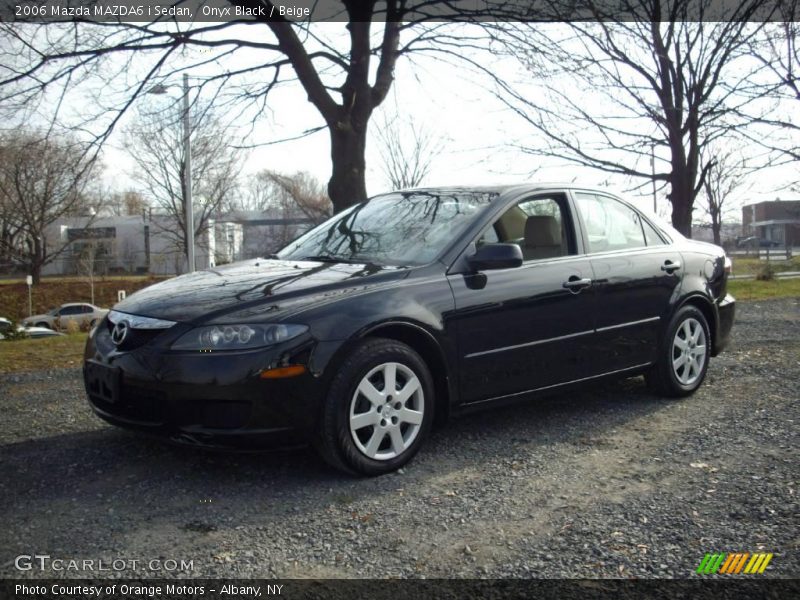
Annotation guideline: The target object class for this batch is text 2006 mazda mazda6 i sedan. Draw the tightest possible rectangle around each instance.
[84,185,735,475]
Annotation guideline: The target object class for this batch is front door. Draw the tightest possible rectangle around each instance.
[448,192,596,405]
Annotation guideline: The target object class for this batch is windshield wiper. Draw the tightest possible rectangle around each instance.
[299,254,354,263]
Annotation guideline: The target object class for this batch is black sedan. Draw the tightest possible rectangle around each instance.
[84,185,735,475]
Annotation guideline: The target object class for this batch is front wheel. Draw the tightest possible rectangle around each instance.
[646,305,711,397]
[316,338,434,476]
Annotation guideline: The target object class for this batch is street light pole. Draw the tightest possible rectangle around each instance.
[651,144,657,214]
[182,73,195,273]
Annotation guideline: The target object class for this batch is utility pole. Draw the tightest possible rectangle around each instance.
[26,275,32,317]
[183,73,195,273]
[651,144,657,213]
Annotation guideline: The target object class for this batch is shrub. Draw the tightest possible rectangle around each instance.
[755,261,776,281]
[64,320,81,335]
[1,320,28,341]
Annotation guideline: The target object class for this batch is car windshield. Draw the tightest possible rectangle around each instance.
[277,191,497,266]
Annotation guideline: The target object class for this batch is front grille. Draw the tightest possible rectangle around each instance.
[92,384,167,425]
[104,319,164,351]
[178,400,252,430]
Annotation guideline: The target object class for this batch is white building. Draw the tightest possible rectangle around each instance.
[38,209,320,277]
[41,214,243,276]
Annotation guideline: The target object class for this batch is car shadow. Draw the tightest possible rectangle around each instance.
[0,374,677,532]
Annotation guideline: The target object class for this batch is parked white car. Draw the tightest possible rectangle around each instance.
[0,317,12,338]
[0,317,65,340]
[22,303,108,330]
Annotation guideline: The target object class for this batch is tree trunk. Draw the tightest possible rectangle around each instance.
[668,170,695,238]
[30,236,43,284]
[712,218,722,246]
[328,121,369,214]
[670,200,693,239]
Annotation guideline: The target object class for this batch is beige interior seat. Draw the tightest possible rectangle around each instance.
[523,215,562,260]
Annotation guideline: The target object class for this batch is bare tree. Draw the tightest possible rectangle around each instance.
[125,102,242,271]
[736,9,799,167]
[0,131,100,282]
[76,242,105,306]
[107,190,149,217]
[490,3,769,236]
[0,144,23,271]
[241,170,332,254]
[247,170,332,224]
[374,111,446,190]
[700,148,748,246]
[0,2,535,214]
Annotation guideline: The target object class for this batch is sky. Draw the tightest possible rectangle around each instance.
[99,30,564,206]
[30,21,797,223]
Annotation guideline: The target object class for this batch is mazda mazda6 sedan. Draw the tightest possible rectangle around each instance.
[84,185,735,475]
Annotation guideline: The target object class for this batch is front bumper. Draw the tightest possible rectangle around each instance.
[83,321,333,450]
[713,293,736,356]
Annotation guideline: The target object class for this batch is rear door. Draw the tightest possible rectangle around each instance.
[571,192,681,374]
[79,304,95,326]
[448,192,596,405]
[56,305,81,329]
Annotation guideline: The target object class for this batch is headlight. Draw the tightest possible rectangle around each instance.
[171,324,308,351]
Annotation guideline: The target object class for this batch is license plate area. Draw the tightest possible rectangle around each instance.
[86,360,120,404]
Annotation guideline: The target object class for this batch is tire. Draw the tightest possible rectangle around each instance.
[316,337,434,476]
[646,305,711,398]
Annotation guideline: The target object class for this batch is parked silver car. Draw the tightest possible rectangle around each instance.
[22,303,108,330]
[0,317,65,340]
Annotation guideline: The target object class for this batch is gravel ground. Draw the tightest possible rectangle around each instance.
[1,298,797,579]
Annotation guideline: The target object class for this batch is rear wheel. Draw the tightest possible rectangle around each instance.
[646,305,710,397]
[316,338,434,476]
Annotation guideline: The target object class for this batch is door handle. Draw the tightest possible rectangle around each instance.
[562,276,593,292]
[661,260,681,273]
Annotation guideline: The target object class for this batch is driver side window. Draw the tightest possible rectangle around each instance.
[477,195,573,261]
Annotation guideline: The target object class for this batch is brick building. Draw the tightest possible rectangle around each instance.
[741,200,800,247]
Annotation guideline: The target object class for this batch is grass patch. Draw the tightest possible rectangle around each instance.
[727,277,800,301]
[0,333,88,374]
[731,255,800,276]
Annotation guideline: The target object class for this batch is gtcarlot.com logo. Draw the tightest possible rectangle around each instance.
[14,554,194,572]
[696,552,774,575]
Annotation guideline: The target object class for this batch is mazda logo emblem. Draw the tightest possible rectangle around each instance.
[111,320,130,346]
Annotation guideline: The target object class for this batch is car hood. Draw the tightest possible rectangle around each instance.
[23,313,51,322]
[112,259,411,324]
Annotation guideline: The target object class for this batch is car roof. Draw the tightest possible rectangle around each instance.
[391,183,619,198]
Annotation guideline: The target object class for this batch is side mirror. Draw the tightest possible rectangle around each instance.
[467,243,523,271]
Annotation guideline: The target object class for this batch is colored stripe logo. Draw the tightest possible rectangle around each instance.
[696,552,773,574]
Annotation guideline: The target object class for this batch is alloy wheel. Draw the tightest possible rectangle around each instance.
[349,361,425,461]
[671,317,707,386]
